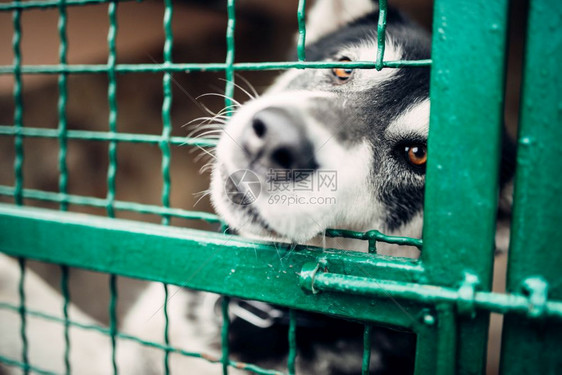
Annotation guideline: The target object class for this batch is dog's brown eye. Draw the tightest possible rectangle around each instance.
[332,57,353,81]
[405,145,427,166]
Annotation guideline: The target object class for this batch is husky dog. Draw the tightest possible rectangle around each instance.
[211,0,431,256]
[1,0,514,374]
[124,1,439,374]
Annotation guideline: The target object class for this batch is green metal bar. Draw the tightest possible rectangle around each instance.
[12,0,23,206]
[0,125,218,147]
[423,0,510,372]
[424,0,508,287]
[0,60,432,75]
[0,185,222,223]
[18,257,29,375]
[296,0,306,61]
[106,8,120,366]
[221,296,230,375]
[160,0,173,226]
[0,302,283,375]
[361,325,372,375]
[500,0,562,372]
[299,268,562,318]
[109,274,118,375]
[325,228,422,250]
[163,283,170,375]
[224,0,236,112]
[60,266,71,375]
[435,304,456,375]
[0,0,133,11]
[287,310,297,375]
[375,0,387,70]
[57,0,69,211]
[106,1,119,218]
[413,325,439,375]
[0,355,57,375]
[0,204,425,329]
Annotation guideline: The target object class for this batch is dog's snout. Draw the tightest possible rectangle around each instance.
[242,108,318,171]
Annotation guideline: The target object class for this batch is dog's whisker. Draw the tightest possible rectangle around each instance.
[193,189,212,207]
[197,93,242,108]
[187,127,224,139]
[194,146,217,162]
[187,130,223,143]
[199,162,214,174]
[219,77,257,100]
[194,124,226,132]
[184,116,228,128]
[234,73,260,99]
[184,117,228,132]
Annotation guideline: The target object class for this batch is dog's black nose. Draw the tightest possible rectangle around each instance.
[242,107,318,171]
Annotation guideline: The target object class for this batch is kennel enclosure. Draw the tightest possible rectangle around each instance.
[1,0,561,374]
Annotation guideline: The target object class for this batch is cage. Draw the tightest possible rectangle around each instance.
[0,0,561,374]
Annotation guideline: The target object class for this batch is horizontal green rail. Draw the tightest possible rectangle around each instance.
[300,265,562,320]
[0,186,222,223]
[0,125,218,147]
[0,355,56,375]
[0,60,432,75]
[0,0,133,11]
[325,228,423,250]
[3,203,562,324]
[0,203,426,329]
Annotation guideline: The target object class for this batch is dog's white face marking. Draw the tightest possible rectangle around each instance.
[306,0,378,44]
[385,99,430,140]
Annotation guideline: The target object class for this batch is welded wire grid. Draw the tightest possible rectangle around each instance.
[0,0,428,374]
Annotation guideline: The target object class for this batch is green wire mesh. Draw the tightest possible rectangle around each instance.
[0,0,429,374]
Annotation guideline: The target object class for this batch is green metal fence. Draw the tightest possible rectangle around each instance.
[0,0,561,374]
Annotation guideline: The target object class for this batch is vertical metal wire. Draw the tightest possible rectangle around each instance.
[436,304,456,375]
[287,310,297,375]
[18,257,29,375]
[12,0,24,206]
[160,3,174,371]
[57,0,69,211]
[221,3,235,370]
[60,265,71,375]
[106,0,118,218]
[224,0,236,113]
[109,274,118,375]
[368,240,377,254]
[220,2,237,370]
[375,0,387,71]
[221,296,230,375]
[106,4,119,372]
[296,0,307,62]
[361,325,372,375]
[163,283,171,375]
[160,0,173,226]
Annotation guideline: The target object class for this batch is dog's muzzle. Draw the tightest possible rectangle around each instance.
[240,107,318,175]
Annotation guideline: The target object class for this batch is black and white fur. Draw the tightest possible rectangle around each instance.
[211,0,431,256]
[0,1,514,374]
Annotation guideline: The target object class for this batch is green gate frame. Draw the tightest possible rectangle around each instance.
[1,0,561,374]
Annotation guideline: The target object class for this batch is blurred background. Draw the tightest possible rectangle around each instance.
[0,0,525,373]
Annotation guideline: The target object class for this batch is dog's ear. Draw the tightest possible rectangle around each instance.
[306,0,378,44]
